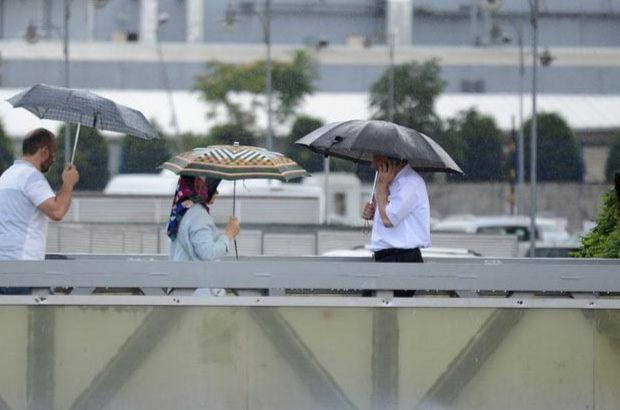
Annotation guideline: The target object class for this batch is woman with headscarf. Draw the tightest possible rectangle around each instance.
[167,175,240,261]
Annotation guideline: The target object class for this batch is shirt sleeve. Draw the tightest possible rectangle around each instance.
[24,172,55,207]
[385,180,417,227]
[188,220,231,261]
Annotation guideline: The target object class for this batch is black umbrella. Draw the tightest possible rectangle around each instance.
[295,119,463,174]
[7,83,158,163]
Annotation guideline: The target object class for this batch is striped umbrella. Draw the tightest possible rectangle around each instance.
[162,143,309,259]
[161,144,308,181]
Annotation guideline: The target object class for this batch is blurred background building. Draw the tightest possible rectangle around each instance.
[0,0,619,237]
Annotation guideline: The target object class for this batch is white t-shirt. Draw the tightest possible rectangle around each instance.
[0,160,55,260]
[370,166,431,252]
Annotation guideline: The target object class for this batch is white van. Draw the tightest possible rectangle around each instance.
[432,215,570,256]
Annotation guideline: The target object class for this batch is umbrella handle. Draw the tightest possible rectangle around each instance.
[369,171,378,203]
[233,180,238,260]
[70,123,81,165]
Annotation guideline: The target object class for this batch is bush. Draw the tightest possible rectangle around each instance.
[179,132,211,151]
[522,113,583,182]
[286,115,325,173]
[605,133,620,182]
[48,125,109,191]
[207,123,257,146]
[120,134,172,174]
[439,109,505,181]
[0,120,14,174]
[574,188,620,258]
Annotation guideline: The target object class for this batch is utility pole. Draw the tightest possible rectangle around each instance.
[63,0,71,162]
[529,0,539,257]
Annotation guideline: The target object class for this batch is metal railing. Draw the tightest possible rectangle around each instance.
[1,256,619,304]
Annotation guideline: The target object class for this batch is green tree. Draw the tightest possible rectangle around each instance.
[440,109,506,181]
[605,133,620,182]
[369,59,444,136]
[180,132,211,151]
[286,115,325,173]
[0,120,14,174]
[48,125,109,191]
[575,188,620,258]
[523,112,583,182]
[120,134,171,174]
[207,123,257,146]
[195,49,318,130]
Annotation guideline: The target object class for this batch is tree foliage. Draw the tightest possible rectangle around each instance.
[48,125,109,191]
[522,112,583,182]
[195,49,318,128]
[0,120,14,174]
[575,188,620,258]
[286,115,325,173]
[438,109,506,181]
[605,132,620,182]
[369,59,444,136]
[120,134,172,174]
[207,123,257,146]
[179,132,211,151]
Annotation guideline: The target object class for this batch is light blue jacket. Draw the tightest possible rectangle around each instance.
[169,205,231,261]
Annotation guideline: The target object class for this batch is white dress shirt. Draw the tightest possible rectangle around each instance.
[369,166,431,251]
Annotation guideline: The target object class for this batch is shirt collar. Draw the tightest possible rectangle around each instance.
[14,159,36,169]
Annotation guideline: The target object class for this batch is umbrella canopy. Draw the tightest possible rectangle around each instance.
[7,84,158,140]
[295,119,463,174]
[161,144,309,182]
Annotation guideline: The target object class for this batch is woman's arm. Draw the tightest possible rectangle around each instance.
[189,221,231,261]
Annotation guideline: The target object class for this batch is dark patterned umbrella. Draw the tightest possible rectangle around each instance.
[7,83,158,163]
[295,119,463,174]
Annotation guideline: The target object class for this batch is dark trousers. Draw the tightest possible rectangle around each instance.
[374,248,423,263]
[367,248,423,297]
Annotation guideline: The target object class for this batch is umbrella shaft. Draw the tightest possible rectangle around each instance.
[233,180,236,217]
[370,172,378,202]
[70,123,81,165]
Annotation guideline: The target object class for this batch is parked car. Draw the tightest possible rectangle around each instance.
[432,215,571,256]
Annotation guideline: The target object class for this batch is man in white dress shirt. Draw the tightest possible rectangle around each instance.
[363,155,431,263]
[362,155,430,295]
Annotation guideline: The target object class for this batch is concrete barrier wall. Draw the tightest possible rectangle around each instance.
[0,306,618,409]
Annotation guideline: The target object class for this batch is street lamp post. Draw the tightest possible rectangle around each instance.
[223,1,273,151]
[388,31,396,122]
[25,1,72,161]
[503,20,525,215]
[264,0,273,151]
[529,0,539,257]
[156,12,182,151]
[516,24,525,216]
[62,0,71,162]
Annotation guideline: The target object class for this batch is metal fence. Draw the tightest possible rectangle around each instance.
[47,223,520,257]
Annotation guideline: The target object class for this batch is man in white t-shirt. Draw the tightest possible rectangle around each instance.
[0,128,79,268]
[362,155,430,295]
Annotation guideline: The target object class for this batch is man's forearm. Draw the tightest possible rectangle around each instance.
[54,183,74,218]
[375,185,394,227]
